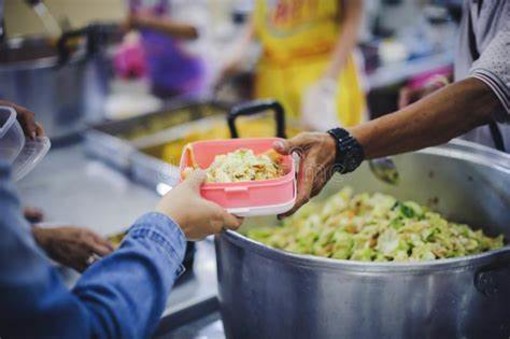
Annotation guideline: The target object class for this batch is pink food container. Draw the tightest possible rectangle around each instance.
[179,138,296,217]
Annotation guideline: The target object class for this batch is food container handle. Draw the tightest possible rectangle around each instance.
[57,23,119,66]
[57,27,89,66]
[474,248,510,297]
[227,99,287,139]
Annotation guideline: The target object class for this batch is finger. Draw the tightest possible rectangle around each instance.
[273,133,309,156]
[183,169,207,191]
[84,237,113,257]
[297,156,315,198]
[35,122,46,137]
[23,206,44,223]
[13,104,38,140]
[278,161,314,219]
[92,233,115,252]
[221,210,243,231]
[273,139,290,155]
[278,190,310,218]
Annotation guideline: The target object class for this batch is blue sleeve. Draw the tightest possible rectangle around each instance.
[0,161,187,338]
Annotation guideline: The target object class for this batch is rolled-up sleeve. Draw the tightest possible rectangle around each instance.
[469,30,510,123]
[73,212,187,338]
[0,155,187,339]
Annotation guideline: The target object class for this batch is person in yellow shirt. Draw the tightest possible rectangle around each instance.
[218,0,366,131]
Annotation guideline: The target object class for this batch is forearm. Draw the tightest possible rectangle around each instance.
[132,16,198,40]
[350,78,500,159]
[324,0,363,79]
[2,210,186,338]
[73,213,186,338]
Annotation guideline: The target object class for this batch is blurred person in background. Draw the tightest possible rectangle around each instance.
[273,0,510,217]
[397,0,509,152]
[218,0,366,131]
[0,100,113,273]
[123,0,210,98]
[0,101,242,338]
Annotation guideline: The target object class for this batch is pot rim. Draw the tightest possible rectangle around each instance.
[221,139,510,273]
[0,36,87,71]
[220,231,510,273]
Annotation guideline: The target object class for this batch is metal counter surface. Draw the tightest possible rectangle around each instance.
[16,143,219,323]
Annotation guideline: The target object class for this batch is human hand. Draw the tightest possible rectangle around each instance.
[155,170,243,240]
[273,132,337,218]
[23,206,44,223]
[398,75,449,109]
[0,100,44,140]
[32,226,114,272]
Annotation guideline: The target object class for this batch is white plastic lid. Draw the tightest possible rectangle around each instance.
[0,106,51,181]
[227,196,296,217]
[225,179,297,217]
[0,106,24,162]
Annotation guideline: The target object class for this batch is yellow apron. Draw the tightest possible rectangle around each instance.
[253,0,365,127]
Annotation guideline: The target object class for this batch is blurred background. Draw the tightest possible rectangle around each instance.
[0,1,466,336]
[2,0,462,140]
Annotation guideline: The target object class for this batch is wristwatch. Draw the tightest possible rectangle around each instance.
[326,128,365,174]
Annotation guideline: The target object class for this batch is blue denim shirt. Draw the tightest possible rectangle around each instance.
[0,161,187,338]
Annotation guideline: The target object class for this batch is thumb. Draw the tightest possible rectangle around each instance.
[274,135,308,156]
[273,139,293,155]
[184,169,207,191]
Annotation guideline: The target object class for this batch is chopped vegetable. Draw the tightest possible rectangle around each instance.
[184,148,284,183]
[247,188,504,262]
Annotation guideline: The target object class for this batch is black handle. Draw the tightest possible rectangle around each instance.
[228,99,286,139]
[57,23,119,66]
[57,27,89,66]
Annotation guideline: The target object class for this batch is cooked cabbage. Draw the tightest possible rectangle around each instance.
[247,188,504,262]
[185,148,284,183]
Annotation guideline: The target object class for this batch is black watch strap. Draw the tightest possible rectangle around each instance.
[327,128,365,174]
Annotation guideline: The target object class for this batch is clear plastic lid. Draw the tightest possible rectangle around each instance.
[0,106,51,181]
[0,106,24,162]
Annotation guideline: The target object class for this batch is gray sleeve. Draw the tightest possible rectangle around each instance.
[469,30,510,123]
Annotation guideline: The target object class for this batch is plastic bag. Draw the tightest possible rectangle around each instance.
[301,78,341,131]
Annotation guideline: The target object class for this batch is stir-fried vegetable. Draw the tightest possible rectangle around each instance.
[184,148,284,183]
[247,188,504,262]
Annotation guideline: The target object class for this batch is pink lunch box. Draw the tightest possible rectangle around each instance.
[179,138,296,217]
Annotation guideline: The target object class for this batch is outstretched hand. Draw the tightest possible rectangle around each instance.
[273,132,338,218]
[156,170,243,240]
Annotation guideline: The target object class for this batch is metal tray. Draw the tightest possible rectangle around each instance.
[129,115,232,192]
[84,100,232,188]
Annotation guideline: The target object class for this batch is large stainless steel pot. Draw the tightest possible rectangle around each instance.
[0,30,111,141]
[216,139,510,339]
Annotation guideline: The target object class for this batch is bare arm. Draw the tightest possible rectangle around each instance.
[323,0,363,80]
[275,77,502,216]
[350,77,500,159]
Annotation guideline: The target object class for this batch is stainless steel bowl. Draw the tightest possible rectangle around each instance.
[0,35,109,141]
[216,139,510,339]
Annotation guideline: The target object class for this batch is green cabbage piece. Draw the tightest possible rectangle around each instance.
[246,188,505,262]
